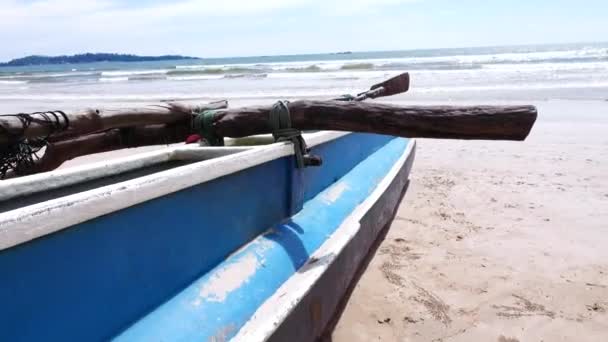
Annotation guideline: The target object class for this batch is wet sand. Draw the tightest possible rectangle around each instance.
[332,100,608,341]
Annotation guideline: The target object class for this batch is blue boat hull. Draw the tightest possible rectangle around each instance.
[0,133,415,341]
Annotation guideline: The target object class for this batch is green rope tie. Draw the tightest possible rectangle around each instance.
[269,100,322,169]
[193,109,224,146]
[269,100,300,141]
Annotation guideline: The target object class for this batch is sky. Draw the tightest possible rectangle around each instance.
[0,0,607,61]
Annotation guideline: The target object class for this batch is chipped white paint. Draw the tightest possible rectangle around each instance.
[172,146,251,161]
[0,148,173,202]
[0,146,251,202]
[321,181,350,204]
[0,131,349,251]
[198,254,260,303]
[231,139,415,342]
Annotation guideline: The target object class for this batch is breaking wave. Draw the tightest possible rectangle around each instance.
[1,43,607,88]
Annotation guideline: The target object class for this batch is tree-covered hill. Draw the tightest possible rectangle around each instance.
[0,53,199,66]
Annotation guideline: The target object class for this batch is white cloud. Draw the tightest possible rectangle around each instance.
[1,0,111,19]
[1,0,416,25]
[0,0,419,60]
[1,0,605,62]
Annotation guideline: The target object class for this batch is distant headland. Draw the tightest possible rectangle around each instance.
[0,53,199,67]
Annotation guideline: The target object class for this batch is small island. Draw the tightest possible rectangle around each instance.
[0,53,199,67]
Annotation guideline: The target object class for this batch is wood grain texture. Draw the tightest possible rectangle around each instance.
[10,125,187,177]
[213,101,538,141]
[0,101,228,145]
[2,99,537,177]
[370,72,410,97]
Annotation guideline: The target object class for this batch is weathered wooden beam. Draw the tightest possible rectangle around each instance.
[0,101,228,145]
[369,72,410,98]
[213,101,538,141]
[0,73,411,146]
[9,124,186,177]
[4,101,538,177]
[357,72,410,100]
[2,100,538,177]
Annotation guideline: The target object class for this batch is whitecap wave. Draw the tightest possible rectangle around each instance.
[0,80,28,84]
[414,81,608,93]
[166,75,224,81]
[174,65,207,70]
[99,77,129,82]
[171,47,608,75]
[101,69,170,77]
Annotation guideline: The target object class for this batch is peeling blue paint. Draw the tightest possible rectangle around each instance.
[115,137,408,341]
[0,133,395,342]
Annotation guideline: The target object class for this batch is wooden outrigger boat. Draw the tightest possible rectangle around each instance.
[0,131,415,341]
[0,73,537,341]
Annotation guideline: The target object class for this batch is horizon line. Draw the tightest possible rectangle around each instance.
[2,40,606,64]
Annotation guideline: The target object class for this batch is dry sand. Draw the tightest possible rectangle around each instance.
[332,100,608,341]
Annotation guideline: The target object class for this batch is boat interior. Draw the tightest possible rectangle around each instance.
[0,135,279,213]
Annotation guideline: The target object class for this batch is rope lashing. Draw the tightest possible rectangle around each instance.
[269,100,300,141]
[192,109,224,146]
[269,101,321,169]
[0,111,70,140]
[0,111,70,178]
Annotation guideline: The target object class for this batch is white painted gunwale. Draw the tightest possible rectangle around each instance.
[0,139,269,202]
[0,149,175,202]
[232,139,416,342]
[0,131,350,251]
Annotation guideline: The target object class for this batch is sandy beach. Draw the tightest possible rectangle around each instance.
[332,100,608,341]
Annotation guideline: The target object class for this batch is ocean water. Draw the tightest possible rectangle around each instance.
[1,42,607,111]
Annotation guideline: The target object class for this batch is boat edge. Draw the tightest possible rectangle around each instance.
[232,139,416,342]
[0,131,349,251]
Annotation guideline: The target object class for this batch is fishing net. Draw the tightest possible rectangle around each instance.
[0,111,69,179]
